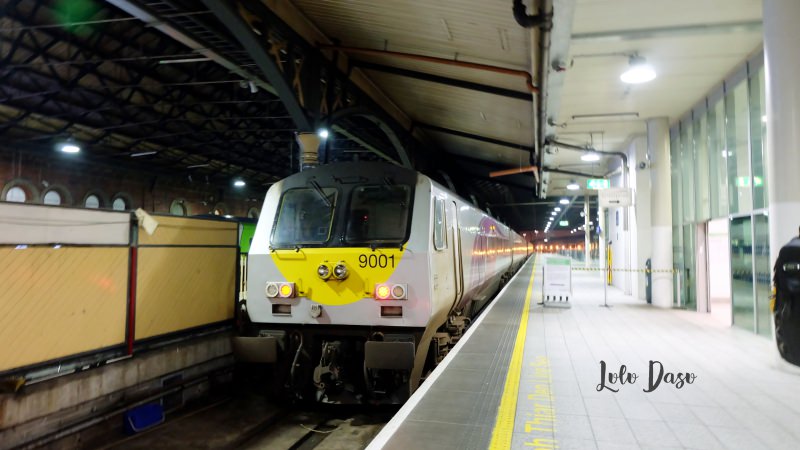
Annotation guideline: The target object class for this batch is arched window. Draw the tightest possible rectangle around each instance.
[43,190,62,205]
[247,207,260,219]
[170,200,187,216]
[5,186,26,203]
[85,194,101,209]
[112,197,127,211]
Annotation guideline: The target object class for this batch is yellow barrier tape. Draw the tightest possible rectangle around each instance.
[572,267,677,273]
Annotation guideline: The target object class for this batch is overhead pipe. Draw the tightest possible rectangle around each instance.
[319,45,538,94]
[511,0,553,195]
[513,0,553,29]
[546,138,629,188]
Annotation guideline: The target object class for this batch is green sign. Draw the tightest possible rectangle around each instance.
[559,220,569,226]
[587,179,610,190]
[735,176,763,187]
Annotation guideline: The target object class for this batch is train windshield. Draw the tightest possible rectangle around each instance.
[271,187,338,247]
[345,185,411,244]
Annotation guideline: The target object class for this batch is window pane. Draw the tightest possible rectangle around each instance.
[725,81,752,214]
[754,213,771,336]
[750,66,768,210]
[695,114,710,221]
[170,201,186,216]
[271,188,337,246]
[6,186,26,203]
[707,99,728,218]
[680,122,695,223]
[673,225,684,306]
[112,198,127,211]
[85,194,100,209]
[433,198,445,250]
[730,216,754,332]
[43,190,61,205]
[346,185,411,243]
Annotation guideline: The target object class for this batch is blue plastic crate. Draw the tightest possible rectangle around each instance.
[123,403,164,434]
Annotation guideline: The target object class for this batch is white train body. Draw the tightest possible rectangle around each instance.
[237,162,529,401]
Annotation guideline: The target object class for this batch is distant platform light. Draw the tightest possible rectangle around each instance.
[318,128,330,139]
[234,179,246,187]
[581,153,600,162]
[566,181,580,190]
[554,207,561,212]
[559,198,570,204]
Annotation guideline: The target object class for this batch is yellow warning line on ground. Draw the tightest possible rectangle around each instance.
[489,258,537,449]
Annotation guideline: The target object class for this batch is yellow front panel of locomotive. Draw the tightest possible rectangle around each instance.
[271,247,406,306]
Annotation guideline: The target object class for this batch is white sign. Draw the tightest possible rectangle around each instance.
[599,187,633,208]
[543,256,572,302]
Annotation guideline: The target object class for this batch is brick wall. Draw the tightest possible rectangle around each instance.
[0,151,266,218]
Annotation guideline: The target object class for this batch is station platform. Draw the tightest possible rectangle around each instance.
[368,256,800,450]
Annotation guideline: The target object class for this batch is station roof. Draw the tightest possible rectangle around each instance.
[0,0,764,235]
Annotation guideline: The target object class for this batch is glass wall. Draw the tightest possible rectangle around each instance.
[669,51,770,336]
[730,216,754,332]
[708,97,728,218]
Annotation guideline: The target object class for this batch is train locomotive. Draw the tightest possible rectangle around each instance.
[234,161,530,403]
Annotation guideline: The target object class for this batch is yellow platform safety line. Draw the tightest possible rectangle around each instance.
[489,258,537,450]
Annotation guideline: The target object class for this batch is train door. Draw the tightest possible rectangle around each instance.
[449,201,463,303]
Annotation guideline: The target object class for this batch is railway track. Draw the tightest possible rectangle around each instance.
[96,392,394,450]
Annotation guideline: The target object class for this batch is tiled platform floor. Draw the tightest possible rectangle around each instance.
[515,261,800,450]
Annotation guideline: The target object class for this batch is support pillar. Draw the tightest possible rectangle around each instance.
[647,117,674,308]
[765,0,800,269]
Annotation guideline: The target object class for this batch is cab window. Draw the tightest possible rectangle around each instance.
[345,185,411,244]
[271,187,338,247]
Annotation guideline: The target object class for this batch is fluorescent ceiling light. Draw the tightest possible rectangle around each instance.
[188,163,210,169]
[566,181,580,190]
[234,180,246,187]
[59,142,81,153]
[581,153,600,162]
[159,57,211,64]
[559,198,570,204]
[620,55,656,84]
[318,128,329,139]
[131,151,157,157]
[554,207,561,212]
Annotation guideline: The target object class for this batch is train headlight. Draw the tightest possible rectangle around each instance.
[375,285,391,300]
[265,282,280,298]
[374,283,407,300]
[333,262,349,280]
[317,263,332,280]
[391,284,407,300]
[278,283,295,298]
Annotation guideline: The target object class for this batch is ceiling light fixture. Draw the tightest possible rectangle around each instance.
[566,181,580,190]
[188,163,210,169]
[620,55,656,84]
[234,179,246,188]
[554,207,561,212]
[581,153,600,162]
[559,198,570,204]
[131,151,158,157]
[58,140,81,153]
[318,128,330,139]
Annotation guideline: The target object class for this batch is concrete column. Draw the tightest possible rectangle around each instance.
[765,0,800,268]
[584,199,591,267]
[648,117,674,308]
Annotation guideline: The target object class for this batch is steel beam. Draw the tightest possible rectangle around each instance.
[201,0,312,131]
[416,123,534,152]
[352,60,532,101]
